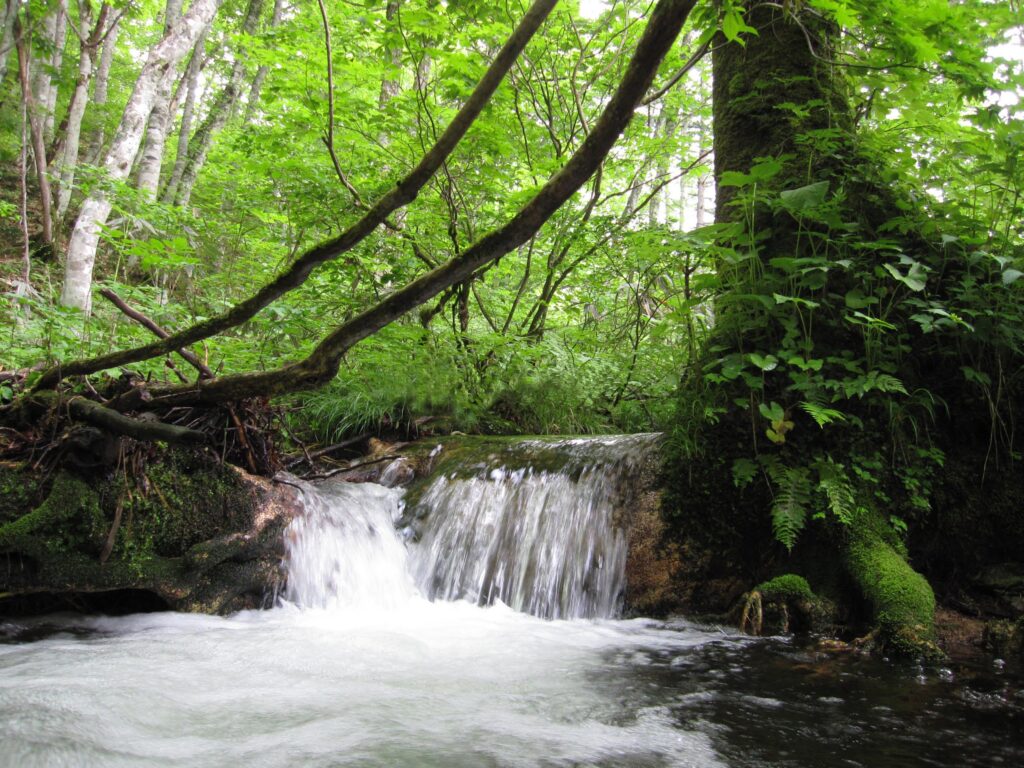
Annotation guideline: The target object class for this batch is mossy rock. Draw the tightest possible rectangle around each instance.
[738,573,836,636]
[0,472,107,559]
[983,618,1024,659]
[1,452,303,616]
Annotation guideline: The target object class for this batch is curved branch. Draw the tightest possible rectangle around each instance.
[111,0,698,409]
[35,0,561,390]
[67,397,205,443]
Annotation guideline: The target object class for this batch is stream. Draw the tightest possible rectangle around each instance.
[1,436,1022,767]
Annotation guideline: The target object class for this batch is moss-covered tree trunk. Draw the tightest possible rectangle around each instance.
[668,3,942,658]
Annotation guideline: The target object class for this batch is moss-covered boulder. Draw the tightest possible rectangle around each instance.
[736,574,836,636]
[0,452,303,616]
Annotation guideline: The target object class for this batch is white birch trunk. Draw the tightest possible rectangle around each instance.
[160,29,206,203]
[42,0,68,143]
[62,0,222,311]
[242,0,283,124]
[83,12,119,164]
[173,0,262,208]
[55,0,99,218]
[135,0,184,199]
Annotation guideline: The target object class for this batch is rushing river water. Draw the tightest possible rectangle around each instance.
[1,439,1023,767]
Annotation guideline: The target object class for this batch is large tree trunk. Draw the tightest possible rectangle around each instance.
[61,0,222,312]
[172,0,264,208]
[676,2,938,657]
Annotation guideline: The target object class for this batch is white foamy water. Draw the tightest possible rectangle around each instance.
[0,605,727,767]
[0,462,727,767]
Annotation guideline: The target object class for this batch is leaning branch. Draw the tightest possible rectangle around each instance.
[99,288,214,379]
[35,0,560,390]
[113,0,697,409]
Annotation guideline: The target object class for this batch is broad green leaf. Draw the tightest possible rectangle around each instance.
[779,181,830,212]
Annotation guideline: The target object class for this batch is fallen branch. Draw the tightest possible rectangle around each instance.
[67,397,204,444]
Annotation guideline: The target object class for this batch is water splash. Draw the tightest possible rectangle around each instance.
[284,480,414,610]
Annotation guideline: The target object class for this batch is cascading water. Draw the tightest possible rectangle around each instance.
[409,466,626,618]
[284,433,659,619]
[284,480,413,610]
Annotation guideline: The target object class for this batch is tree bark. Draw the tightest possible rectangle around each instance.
[241,0,284,125]
[83,10,119,164]
[55,1,109,219]
[136,0,186,200]
[160,27,207,202]
[29,0,68,145]
[0,0,17,89]
[14,14,54,247]
[39,0,560,384]
[60,0,222,312]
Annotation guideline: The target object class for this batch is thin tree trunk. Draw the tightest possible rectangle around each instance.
[135,0,185,199]
[14,14,54,248]
[648,110,676,227]
[83,11,119,164]
[0,0,17,89]
[241,0,283,124]
[42,0,68,143]
[160,27,207,202]
[173,0,263,208]
[61,0,222,312]
[55,1,108,219]
[379,0,402,109]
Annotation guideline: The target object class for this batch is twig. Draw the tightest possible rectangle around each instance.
[99,288,213,379]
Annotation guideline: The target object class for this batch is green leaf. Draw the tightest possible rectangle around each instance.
[883,261,927,292]
[779,181,830,212]
[759,400,785,422]
[1002,268,1022,286]
[732,458,758,488]
[749,353,778,371]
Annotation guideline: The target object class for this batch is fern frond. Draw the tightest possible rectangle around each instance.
[815,458,857,526]
[770,465,811,551]
[800,401,847,427]
[732,457,758,488]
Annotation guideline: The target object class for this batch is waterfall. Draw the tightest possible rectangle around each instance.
[284,480,414,610]
[284,434,660,619]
